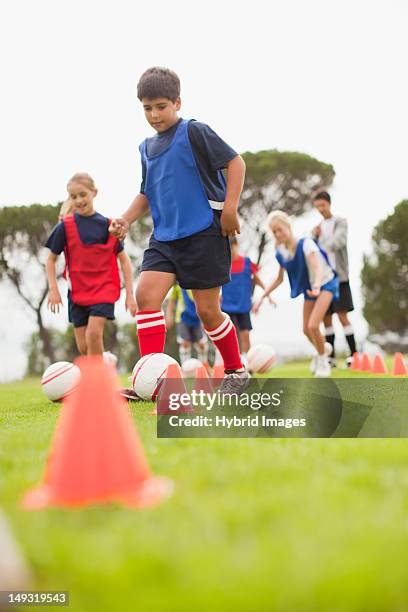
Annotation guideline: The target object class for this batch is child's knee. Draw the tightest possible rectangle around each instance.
[135,288,160,311]
[307,321,319,335]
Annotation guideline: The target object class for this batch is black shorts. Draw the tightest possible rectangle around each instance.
[68,292,115,328]
[227,312,253,331]
[141,210,231,289]
[326,281,354,314]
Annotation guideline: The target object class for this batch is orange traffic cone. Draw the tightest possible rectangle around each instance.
[391,352,408,376]
[350,352,360,371]
[360,352,372,372]
[156,363,192,415]
[372,353,388,374]
[193,365,214,395]
[22,356,172,510]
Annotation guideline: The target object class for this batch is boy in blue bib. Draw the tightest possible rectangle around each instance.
[111,67,249,394]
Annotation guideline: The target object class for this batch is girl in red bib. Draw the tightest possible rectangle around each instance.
[46,173,136,356]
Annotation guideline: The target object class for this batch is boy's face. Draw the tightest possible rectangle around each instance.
[142,97,181,133]
[314,198,332,219]
[67,182,97,217]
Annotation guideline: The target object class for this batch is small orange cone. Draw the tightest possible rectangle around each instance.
[360,352,372,372]
[193,365,214,395]
[22,356,172,510]
[372,353,388,374]
[350,352,360,370]
[156,363,192,414]
[391,352,408,376]
[212,364,225,378]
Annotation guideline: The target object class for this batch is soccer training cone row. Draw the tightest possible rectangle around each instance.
[350,352,360,371]
[372,353,388,374]
[391,352,408,376]
[156,363,192,415]
[22,356,173,510]
[359,352,372,372]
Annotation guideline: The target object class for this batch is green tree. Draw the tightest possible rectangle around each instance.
[361,201,408,341]
[0,204,60,362]
[239,150,335,263]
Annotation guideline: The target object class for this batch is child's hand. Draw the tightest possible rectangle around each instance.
[125,295,137,316]
[109,218,129,240]
[252,297,264,314]
[313,224,321,237]
[220,209,240,237]
[267,296,277,308]
[306,286,321,298]
[47,288,63,313]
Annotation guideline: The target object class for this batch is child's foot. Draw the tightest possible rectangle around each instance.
[119,387,141,402]
[219,368,250,395]
[310,343,332,373]
[344,356,353,368]
[314,356,332,378]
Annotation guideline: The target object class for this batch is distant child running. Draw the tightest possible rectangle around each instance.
[253,211,339,377]
[221,237,269,365]
[46,173,137,356]
[110,67,248,394]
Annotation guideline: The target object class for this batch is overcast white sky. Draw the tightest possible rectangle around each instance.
[0,0,407,380]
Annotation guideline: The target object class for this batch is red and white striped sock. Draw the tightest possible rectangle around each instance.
[135,311,166,356]
[205,315,243,372]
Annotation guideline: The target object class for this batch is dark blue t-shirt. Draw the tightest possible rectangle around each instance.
[140,119,238,202]
[45,212,124,255]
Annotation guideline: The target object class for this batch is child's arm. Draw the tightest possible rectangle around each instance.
[253,271,276,307]
[117,251,137,315]
[109,193,150,240]
[221,155,246,237]
[252,267,284,313]
[46,252,63,313]
[305,252,323,297]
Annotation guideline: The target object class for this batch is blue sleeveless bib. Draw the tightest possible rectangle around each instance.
[222,257,252,313]
[140,119,215,241]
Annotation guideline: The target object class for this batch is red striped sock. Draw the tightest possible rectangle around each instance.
[205,315,243,371]
[135,311,166,356]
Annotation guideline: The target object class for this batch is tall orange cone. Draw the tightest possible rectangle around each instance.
[193,365,214,395]
[22,356,172,510]
[372,353,388,374]
[391,352,408,376]
[156,363,192,414]
[360,352,372,372]
[350,352,360,371]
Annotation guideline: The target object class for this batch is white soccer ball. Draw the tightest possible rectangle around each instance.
[41,361,81,402]
[247,345,277,373]
[181,358,203,377]
[103,351,118,366]
[132,353,179,401]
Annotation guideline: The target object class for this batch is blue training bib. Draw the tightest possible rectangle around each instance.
[140,119,215,241]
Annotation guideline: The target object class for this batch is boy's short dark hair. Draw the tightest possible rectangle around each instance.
[137,67,180,102]
[314,191,331,204]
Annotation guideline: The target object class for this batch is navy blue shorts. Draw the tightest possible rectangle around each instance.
[227,312,253,331]
[68,292,115,328]
[141,210,231,289]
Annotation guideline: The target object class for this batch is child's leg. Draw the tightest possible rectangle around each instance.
[307,292,334,355]
[195,339,208,364]
[323,313,336,358]
[337,311,357,355]
[240,329,250,354]
[135,271,176,356]
[193,287,243,372]
[73,326,87,355]
[179,340,192,364]
[85,316,106,355]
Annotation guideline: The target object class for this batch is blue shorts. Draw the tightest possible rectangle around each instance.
[304,277,339,302]
[176,321,204,343]
[226,312,253,331]
[141,210,231,289]
[68,292,115,328]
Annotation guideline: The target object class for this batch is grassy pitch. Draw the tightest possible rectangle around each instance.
[1,362,408,612]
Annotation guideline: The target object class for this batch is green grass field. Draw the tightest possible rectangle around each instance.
[1,361,408,612]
